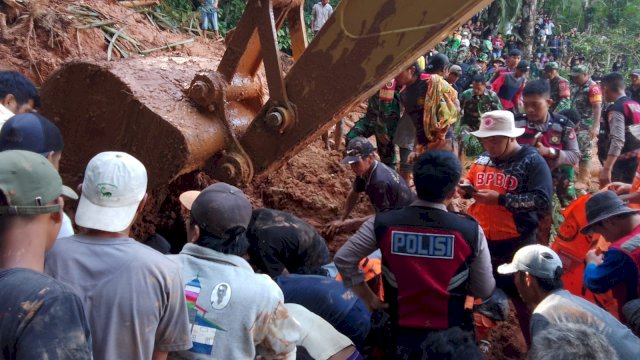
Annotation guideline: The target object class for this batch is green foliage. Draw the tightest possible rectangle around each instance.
[217,0,247,35]
[157,0,331,51]
[540,0,640,77]
[158,0,195,27]
[571,29,640,77]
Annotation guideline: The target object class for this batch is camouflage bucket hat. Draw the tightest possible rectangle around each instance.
[477,53,489,62]
[544,62,559,70]
[570,65,588,76]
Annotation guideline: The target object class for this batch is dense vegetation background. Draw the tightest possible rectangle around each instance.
[158,0,640,76]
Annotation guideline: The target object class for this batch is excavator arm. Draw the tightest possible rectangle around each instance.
[193,0,493,184]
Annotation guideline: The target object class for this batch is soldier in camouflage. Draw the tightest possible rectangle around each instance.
[457,53,489,92]
[458,74,503,158]
[454,45,471,65]
[346,80,401,168]
[570,65,603,182]
[467,53,489,79]
[544,62,571,112]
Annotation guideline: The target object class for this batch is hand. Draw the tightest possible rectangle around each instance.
[407,151,418,164]
[340,218,366,233]
[599,168,612,188]
[535,142,551,157]
[472,190,501,205]
[589,128,599,140]
[607,182,631,195]
[324,220,345,239]
[585,249,604,266]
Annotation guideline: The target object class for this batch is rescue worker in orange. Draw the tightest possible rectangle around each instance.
[462,110,553,343]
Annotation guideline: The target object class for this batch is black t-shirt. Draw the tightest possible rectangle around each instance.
[353,161,416,212]
[0,268,92,360]
[400,76,429,145]
[246,208,330,278]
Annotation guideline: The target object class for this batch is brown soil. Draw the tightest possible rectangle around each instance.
[1,1,527,357]
[0,0,224,84]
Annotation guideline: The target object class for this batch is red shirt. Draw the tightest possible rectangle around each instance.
[491,72,526,111]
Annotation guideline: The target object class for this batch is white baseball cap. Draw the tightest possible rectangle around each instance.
[471,110,525,138]
[498,244,563,279]
[75,151,147,232]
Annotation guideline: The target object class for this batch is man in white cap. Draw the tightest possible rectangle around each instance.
[498,244,640,359]
[462,109,553,343]
[45,151,192,360]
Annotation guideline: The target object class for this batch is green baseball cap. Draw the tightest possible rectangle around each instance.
[0,150,77,215]
[477,53,489,62]
[570,65,588,76]
[544,62,559,70]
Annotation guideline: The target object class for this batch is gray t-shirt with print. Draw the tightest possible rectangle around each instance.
[45,234,192,360]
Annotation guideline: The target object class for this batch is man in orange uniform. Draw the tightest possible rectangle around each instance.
[462,110,553,343]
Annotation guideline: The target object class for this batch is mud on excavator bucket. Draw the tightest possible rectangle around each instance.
[40,0,492,194]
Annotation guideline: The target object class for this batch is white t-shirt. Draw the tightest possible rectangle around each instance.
[532,289,640,360]
[0,104,14,129]
[57,213,74,239]
[545,22,554,35]
[285,303,353,360]
[311,2,333,32]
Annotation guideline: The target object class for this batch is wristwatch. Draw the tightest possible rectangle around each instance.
[548,147,558,158]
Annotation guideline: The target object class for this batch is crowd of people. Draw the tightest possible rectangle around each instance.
[3,7,640,360]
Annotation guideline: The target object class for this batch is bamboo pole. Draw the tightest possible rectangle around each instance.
[139,38,194,54]
[118,0,160,8]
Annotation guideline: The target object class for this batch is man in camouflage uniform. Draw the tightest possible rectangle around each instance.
[345,80,401,168]
[467,53,489,79]
[454,45,471,65]
[544,62,571,112]
[458,74,503,158]
[570,65,603,183]
[457,53,489,92]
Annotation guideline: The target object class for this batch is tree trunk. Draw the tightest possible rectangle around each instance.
[521,0,538,60]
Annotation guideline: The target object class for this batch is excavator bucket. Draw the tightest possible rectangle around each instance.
[41,56,266,190]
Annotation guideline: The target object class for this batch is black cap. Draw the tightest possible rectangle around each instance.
[581,191,639,234]
[509,49,522,57]
[472,74,486,83]
[426,53,449,73]
[516,60,530,71]
[190,183,253,239]
[0,113,63,155]
[342,137,375,164]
